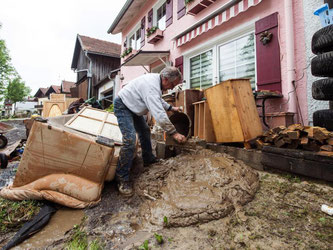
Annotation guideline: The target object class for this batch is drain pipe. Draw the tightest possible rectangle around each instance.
[284,0,297,117]
[85,51,93,99]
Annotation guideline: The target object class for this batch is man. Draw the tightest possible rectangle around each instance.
[114,67,186,196]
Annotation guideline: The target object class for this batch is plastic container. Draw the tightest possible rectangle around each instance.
[321,204,333,216]
[314,3,333,27]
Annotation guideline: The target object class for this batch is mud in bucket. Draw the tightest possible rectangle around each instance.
[167,112,191,141]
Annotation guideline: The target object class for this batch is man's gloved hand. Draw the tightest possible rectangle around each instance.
[172,132,186,143]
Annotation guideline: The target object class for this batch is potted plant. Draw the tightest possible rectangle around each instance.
[147,26,164,44]
[121,47,137,61]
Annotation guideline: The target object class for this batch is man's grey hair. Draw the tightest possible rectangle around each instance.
[160,66,182,82]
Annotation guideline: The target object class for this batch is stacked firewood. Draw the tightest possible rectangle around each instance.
[256,124,333,156]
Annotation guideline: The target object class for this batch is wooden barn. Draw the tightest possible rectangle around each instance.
[71,34,121,100]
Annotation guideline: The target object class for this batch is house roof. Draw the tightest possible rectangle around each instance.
[34,87,49,98]
[61,80,76,93]
[71,34,121,69]
[45,85,61,96]
[108,0,148,34]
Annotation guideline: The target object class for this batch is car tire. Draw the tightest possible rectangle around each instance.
[313,109,333,131]
[0,135,8,149]
[0,153,8,169]
[311,52,333,77]
[312,25,333,54]
[312,78,333,100]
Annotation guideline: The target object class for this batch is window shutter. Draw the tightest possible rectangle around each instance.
[166,0,173,27]
[175,56,183,76]
[255,12,282,93]
[177,0,186,19]
[148,9,153,29]
[141,16,145,47]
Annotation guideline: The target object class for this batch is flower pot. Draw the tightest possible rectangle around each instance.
[187,0,215,15]
[147,29,164,44]
[123,50,137,61]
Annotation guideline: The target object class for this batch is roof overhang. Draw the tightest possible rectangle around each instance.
[121,50,170,67]
[108,0,148,34]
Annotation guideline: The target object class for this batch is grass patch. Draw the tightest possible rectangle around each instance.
[65,224,104,250]
[0,198,42,234]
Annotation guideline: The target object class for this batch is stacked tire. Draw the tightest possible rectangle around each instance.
[311,24,333,131]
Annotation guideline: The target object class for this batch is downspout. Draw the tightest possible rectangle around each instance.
[284,0,297,116]
[85,51,93,99]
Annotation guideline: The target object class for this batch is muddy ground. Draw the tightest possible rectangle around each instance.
[0,120,332,249]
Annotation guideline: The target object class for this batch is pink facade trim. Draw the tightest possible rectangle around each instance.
[176,0,264,47]
[114,0,309,125]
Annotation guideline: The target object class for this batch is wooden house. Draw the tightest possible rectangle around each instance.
[71,34,121,100]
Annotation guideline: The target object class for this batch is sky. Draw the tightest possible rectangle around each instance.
[0,0,125,95]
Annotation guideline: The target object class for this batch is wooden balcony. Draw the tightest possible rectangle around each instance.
[187,0,216,15]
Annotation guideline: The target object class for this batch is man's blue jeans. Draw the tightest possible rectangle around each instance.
[114,96,156,182]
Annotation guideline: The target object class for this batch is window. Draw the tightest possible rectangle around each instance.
[135,29,141,50]
[185,31,256,90]
[129,34,135,49]
[219,33,255,89]
[127,27,141,50]
[190,50,213,89]
[157,2,166,30]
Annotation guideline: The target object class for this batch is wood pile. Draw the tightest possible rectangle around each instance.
[256,124,333,156]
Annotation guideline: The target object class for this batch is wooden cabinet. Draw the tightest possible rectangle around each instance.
[175,89,203,136]
[193,100,216,142]
[205,79,263,143]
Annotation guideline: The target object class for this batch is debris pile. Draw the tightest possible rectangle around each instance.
[256,124,333,156]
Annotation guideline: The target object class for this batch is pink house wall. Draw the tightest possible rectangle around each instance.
[118,0,308,124]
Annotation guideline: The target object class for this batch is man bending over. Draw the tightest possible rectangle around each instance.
[114,66,186,196]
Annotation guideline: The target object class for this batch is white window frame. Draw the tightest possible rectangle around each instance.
[126,23,141,50]
[153,0,167,30]
[188,47,216,89]
[217,32,257,89]
[183,20,257,90]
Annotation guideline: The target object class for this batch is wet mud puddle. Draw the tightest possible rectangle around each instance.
[13,208,84,249]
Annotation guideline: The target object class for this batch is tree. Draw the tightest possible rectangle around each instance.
[5,77,31,112]
[0,23,15,100]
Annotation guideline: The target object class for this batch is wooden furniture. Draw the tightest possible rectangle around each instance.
[193,100,216,142]
[42,94,78,118]
[65,107,123,144]
[175,89,203,136]
[205,79,263,143]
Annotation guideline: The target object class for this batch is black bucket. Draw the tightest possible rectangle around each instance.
[168,112,191,139]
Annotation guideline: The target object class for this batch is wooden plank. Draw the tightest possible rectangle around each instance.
[231,79,263,141]
[65,107,123,143]
[262,146,333,164]
[194,104,199,137]
[199,103,204,139]
[205,81,244,142]
[50,94,65,101]
[262,152,333,182]
[42,101,66,118]
[203,101,216,142]
[98,112,109,135]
